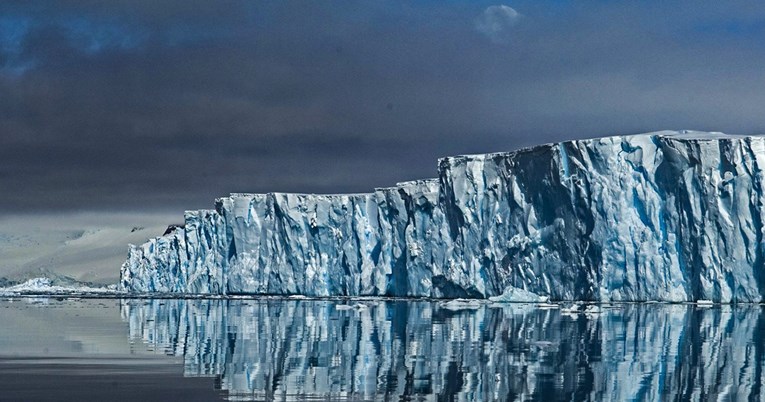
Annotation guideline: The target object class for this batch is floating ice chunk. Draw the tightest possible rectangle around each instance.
[440,298,484,310]
[584,305,602,316]
[489,286,550,303]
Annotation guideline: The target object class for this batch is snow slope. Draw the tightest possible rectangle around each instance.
[121,131,765,302]
[0,213,174,286]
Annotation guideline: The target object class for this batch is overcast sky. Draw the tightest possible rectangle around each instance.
[2,1,765,213]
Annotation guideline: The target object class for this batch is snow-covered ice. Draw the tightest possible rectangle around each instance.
[0,277,120,296]
[0,212,175,286]
[121,131,765,302]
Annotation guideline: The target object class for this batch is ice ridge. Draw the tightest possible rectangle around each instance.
[121,130,765,302]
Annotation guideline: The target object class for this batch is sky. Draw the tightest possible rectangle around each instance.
[2,1,765,214]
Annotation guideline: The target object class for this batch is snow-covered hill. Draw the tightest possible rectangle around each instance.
[0,213,173,286]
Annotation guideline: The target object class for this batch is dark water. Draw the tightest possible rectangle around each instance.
[0,298,763,401]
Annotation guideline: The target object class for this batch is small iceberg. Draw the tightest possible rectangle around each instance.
[489,286,550,303]
[583,305,602,316]
[335,303,369,312]
[439,298,484,311]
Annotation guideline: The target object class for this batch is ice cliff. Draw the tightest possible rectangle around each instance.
[121,130,765,302]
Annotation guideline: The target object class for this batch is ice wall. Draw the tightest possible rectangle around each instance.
[121,131,765,301]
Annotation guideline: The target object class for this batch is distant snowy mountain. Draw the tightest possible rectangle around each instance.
[121,131,765,302]
[0,213,173,286]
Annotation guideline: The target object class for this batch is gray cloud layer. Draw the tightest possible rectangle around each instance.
[2,1,765,213]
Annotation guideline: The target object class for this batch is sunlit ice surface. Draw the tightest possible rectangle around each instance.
[1,297,764,401]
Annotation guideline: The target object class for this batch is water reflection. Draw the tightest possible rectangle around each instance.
[121,299,765,401]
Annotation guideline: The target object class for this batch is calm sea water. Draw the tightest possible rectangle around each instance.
[0,297,762,401]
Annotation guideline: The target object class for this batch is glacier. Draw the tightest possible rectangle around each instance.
[121,130,765,302]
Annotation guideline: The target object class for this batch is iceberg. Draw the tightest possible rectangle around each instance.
[488,286,550,303]
[121,130,765,302]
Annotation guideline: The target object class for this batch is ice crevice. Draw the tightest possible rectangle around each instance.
[121,130,765,302]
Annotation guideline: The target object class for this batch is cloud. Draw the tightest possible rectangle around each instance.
[1,1,765,214]
[475,5,521,43]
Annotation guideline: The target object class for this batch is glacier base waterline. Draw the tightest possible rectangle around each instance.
[121,130,765,302]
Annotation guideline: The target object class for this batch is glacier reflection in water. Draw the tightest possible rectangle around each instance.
[121,299,765,401]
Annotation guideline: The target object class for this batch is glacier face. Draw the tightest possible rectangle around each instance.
[121,131,765,302]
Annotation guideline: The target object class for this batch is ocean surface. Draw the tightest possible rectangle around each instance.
[0,297,762,401]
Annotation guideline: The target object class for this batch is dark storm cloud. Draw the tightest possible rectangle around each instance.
[2,1,765,212]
